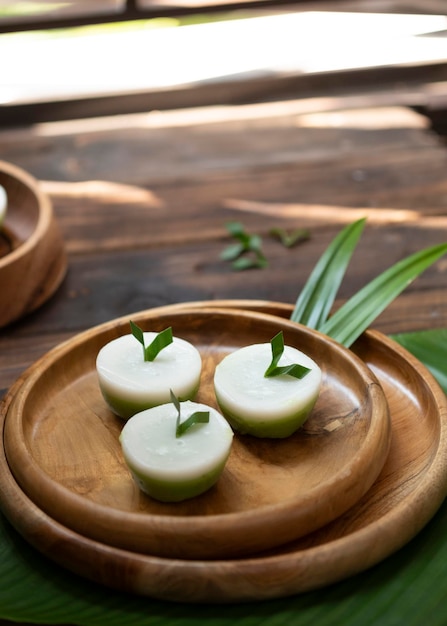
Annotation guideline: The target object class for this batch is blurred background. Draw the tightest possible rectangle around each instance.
[1,1,446,128]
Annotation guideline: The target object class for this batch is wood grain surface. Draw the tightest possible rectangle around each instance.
[0,103,446,383]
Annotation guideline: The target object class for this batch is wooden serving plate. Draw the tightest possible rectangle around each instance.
[0,301,446,603]
[2,307,390,560]
[0,160,66,327]
[0,301,446,602]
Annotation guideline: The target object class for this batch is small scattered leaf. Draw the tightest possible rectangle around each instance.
[219,242,245,261]
[225,221,246,237]
[232,254,268,271]
[264,331,310,379]
[221,221,268,270]
[270,227,310,248]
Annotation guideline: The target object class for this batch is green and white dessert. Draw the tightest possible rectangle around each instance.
[119,395,233,502]
[0,185,7,227]
[96,324,202,420]
[214,331,322,438]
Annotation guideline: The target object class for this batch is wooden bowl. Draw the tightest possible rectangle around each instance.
[0,160,66,327]
[2,307,391,560]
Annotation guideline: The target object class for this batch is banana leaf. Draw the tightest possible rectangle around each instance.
[392,328,447,395]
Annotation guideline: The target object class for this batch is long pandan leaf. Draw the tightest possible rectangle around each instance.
[320,243,447,347]
[290,218,366,328]
[392,328,447,395]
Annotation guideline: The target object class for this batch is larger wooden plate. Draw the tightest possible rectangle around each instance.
[2,307,390,560]
[0,300,446,604]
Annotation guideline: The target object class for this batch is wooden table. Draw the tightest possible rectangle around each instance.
[1,88,447,623]
[1,96,447,396]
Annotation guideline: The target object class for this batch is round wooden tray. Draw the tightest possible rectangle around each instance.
[0,160,66,327]
[0,301,446,603]
[2,307,390,560]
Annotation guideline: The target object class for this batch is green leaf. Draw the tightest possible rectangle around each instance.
[232,253,268,271]
[225,221,246,237]
[223,221,252,251]
[170,387,181,417]
[264,331,310,379]
[321,243,447,347]
[221,221,268,271]
[290,218,366,329]
[145,327,173,361]
[270,227,310,248]
[129,319,145,357]
[176,411,210,437]
[171,389,209,437]
[219,242,244,261]
[130,322,173,362]
[391,328,447,395]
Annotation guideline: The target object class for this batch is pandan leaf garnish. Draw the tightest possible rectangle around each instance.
[130,322,173,361]
[264,331,310,379]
